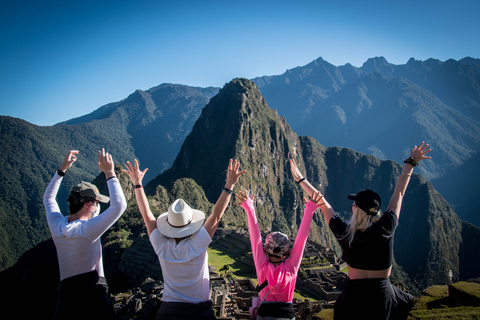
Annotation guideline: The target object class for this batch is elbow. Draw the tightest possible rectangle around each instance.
[111,196,128,214]
[119,198,128,213]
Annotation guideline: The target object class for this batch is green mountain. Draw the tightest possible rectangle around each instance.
[252,57,480,227]
[0,79,474,319]
[0,84,216,271]
[146,78,462,290]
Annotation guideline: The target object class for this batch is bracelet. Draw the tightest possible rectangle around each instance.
[107,176,116,181]
[134,185,143,189]
[404,157,418,167]
[296,177,306,184]
[223,187,234,195]
[57,169,66,177]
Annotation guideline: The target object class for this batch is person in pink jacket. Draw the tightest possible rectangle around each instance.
[234,160,324,320]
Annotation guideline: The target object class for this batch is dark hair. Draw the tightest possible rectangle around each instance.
[67,191,95,214]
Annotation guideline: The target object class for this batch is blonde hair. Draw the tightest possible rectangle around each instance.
[343,207,381,246]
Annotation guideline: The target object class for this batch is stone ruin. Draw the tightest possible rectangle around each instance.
[112,227,348,318]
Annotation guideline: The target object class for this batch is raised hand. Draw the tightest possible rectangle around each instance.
[308,190,325,206]
[123,159,148,186]
[97,148,115,176]
[290,159,304,183]
[225,159,246,189]
[410,142,432,163]
[234,189,255,206]
[60,150,79,172]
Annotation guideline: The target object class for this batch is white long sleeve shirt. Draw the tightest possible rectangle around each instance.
[43,172,127,280]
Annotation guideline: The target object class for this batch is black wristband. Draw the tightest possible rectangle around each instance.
[296,177,306,184]
[107,176,116,181]
[134,185,143,189]
[223,187,234,195]
[404,157,418,167]
[57,169,66,177]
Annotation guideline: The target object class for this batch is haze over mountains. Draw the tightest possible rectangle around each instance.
[252,56,480,226]
[0,57,479,296]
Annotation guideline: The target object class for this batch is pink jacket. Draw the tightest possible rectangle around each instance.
[240,199,318,302]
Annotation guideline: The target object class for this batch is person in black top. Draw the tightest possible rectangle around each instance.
[290,142,432,320]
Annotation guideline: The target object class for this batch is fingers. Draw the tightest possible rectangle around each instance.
[234,189,255,203]
[123,160,148,174]
[411,142,433,161]
[98,148,105,161]
[66,150,79,163]
[310,190,325,206]
[237,169,247,177]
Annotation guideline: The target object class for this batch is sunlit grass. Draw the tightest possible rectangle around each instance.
[207,245,255,278]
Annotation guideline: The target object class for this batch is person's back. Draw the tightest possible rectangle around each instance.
[123,158,246,320]
[235,187,322,320]
[150,223,212,302]
[43,149,127,320]
[290,142,432,320]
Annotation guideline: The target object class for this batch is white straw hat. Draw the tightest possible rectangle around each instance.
[156,199,205,238]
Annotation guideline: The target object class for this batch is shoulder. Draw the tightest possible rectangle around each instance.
[380,210,398,223]
[329,215,348,237]
[329,214,346,228]
[191,227,212,246]
[376,210,398,233]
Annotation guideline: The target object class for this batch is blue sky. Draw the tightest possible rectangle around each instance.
[1,0,479,126]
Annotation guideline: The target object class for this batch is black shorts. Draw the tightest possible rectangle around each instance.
[334,277,414,320]
[155,300,216,320]
[54,270,113,320]
[258,301,295,319]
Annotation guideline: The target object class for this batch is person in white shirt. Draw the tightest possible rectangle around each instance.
[123,158,245,320]
[43,149,127,320]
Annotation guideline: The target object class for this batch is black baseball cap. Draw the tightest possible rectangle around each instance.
[348,189,381,215]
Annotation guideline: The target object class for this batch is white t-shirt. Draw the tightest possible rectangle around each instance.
[43,172,127,280]
[149,226,212,302]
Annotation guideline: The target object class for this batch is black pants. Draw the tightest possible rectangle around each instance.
[155,300,216,320]
[257,302,295,319]
[54,270,114,320]
[334,277,414,320]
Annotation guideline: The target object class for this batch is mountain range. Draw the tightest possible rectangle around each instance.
[252,56,480,226]
[0,57,479,298]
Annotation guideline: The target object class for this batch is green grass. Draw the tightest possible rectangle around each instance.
[208,244,480,320]
[208,244,324,301]
[314,308,334,320]
[409,306,480,319]
[409,283,480,319]
[293,287,322,301]
[207,245,256,279]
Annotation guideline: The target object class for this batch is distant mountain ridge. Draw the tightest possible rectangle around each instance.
[1,78,479,320]
[147,78,462,291]
[0,84,216,270]
[252,56,480,226]
[0,56,478,287]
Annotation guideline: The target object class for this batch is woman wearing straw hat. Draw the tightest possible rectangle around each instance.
[232,161,324,320]
[123,158,245,320]
[290,142,432,320]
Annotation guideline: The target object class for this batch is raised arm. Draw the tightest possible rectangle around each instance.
[123,159,157,236]
[83,149,127,242]
[203,159,246,238]
[387,142,432,218]
[289,191,321,270]
[234,190,267,269]
[290,158,336,224]
[44,150,79,226]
